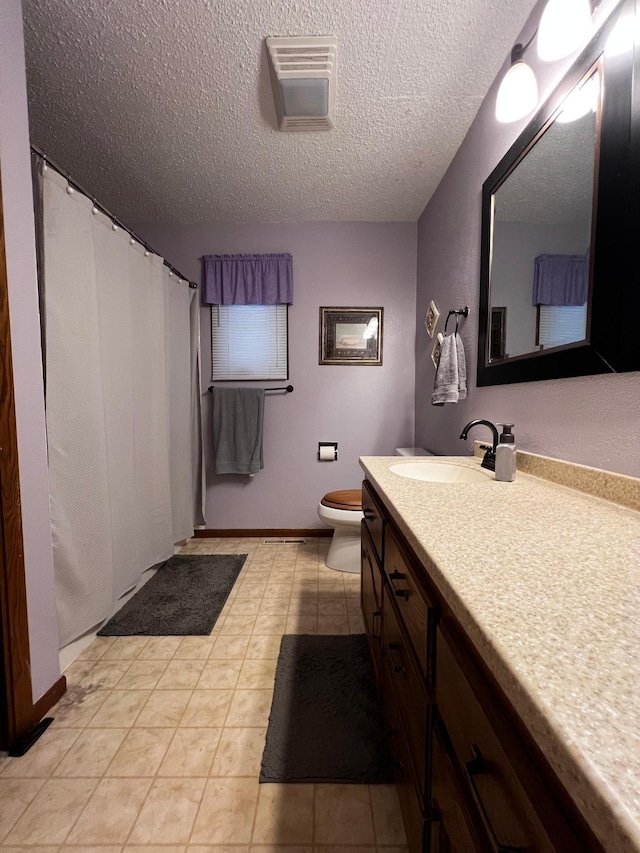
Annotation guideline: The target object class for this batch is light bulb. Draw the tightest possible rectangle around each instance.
[496,60,538,123]
[537,0,592,62]
[604,14,640,57]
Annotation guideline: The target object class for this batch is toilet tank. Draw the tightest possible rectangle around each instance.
[395,447,433,456]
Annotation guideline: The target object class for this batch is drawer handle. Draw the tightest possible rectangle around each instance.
[372,610,382,639]
[465,745,523,853]
[389,571,410,601]
[363,508,375,521]
[387,642,406,677]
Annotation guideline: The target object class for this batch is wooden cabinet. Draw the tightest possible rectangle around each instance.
[430,713,484,853]
[361,478,604,853]
[361,522,383,674]
[362,479,385,562]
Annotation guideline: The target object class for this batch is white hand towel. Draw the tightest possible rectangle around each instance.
[431,334,459,405]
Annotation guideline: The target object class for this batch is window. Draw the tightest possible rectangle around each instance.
[211,304,288,380]
[538,304,588,349]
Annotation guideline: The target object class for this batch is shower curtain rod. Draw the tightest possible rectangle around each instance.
[30,144,198,289]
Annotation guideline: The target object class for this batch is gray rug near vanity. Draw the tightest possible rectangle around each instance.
[260,633,392,784]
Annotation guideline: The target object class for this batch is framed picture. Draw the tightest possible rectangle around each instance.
[319,307,383,365]
[490,307,507,360]
[424,300,440,338]
[431,332,444,368]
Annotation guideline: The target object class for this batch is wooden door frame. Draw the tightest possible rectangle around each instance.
[0,163,65,750]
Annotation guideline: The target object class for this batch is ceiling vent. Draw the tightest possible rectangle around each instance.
[266,36,337,131]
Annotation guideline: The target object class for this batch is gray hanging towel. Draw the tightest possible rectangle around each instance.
[456,333,467,400]
[431,334,463,405]
[212,388,265,474]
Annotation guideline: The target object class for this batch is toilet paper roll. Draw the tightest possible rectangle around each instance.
[319,445,336,461]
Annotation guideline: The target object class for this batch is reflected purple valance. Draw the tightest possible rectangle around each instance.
[532,253,589,306]
[203,253,293,305]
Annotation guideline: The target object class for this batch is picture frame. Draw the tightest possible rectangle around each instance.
[431,332,444,368]
[319,307,383,365]
[424,300,440,338]
[490,307,507,361]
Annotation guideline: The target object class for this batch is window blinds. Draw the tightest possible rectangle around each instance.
[211,304,288,380]
[538,304,588,349]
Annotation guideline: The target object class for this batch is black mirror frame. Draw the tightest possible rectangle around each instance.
[477,0,639,387]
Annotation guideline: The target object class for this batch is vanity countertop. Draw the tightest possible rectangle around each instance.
[360,455,640,853]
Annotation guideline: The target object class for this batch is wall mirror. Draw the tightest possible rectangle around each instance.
[477,0,639,386]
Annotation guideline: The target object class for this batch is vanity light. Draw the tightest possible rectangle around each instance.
[604,13,640,57]
[556,71,599,123]
[497,0,596,124]
[495,42,538,123]
[537,0,592,61]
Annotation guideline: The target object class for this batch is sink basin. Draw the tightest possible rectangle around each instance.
[389,461,492,483]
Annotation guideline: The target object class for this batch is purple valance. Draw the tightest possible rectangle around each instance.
[203,253,293,305]
[532,253,589,306]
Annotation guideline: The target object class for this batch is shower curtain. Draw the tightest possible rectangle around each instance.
[43,166,203,647]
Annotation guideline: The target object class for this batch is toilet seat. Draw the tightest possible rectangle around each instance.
[320,489,362,511]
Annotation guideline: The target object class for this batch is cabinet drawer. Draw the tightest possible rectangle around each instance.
[362,480,385,564]
[361,523,383,674]
[430,713,484,853]
[436,628,557,852]
[381,655,428,853]
[385,526,435,683]
[382,583,428,797]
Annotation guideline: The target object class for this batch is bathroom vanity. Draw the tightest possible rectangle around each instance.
[360,454,640,852]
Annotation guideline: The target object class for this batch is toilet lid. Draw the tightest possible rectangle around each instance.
[321,489,362,511]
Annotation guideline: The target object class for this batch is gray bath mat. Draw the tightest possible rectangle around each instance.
[97,553,246,636]
[260,634,393,783]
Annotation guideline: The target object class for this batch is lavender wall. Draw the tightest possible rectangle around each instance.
[415,0,639,477]
[0,0,60,699]
[138,222,417,528]
[491,221,588,358]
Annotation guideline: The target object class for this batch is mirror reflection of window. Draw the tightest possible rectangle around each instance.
[538,304,588,349]
[488,65,599,361]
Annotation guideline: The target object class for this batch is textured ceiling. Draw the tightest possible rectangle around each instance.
[495,106,596,226]
[23,0,537,224]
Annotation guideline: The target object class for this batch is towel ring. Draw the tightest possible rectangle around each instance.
[444,311,459,335]
[445,306,469,336]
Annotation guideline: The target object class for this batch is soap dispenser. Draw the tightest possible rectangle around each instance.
[495,424,516,482]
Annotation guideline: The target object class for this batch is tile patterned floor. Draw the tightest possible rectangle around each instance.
[0,537,408,853]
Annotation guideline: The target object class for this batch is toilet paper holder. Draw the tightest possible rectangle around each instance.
[318,442,338,461]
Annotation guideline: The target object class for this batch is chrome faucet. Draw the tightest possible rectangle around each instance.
[460,419,499,472]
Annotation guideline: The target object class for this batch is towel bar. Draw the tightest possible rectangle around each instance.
[208,385,294,394]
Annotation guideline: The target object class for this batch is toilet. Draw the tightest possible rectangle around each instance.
[317,489,363,573]
[318,447,432,573]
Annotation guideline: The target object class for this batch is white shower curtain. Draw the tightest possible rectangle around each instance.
[44,167,199,646]
[165,265,198,543]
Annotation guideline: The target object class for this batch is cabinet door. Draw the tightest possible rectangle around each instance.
[436,623,597,852]
[361,523,382,674]
[382,580,428,797]
[381,654,428,853]
[362,479,385,563]
[430,714,484,853]
[385,525,436,685]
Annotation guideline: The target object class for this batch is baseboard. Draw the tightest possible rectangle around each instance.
[31,675,67,725]
[195,528,332,538]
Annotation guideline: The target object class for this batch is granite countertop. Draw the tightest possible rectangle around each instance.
[360,455,640,853]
